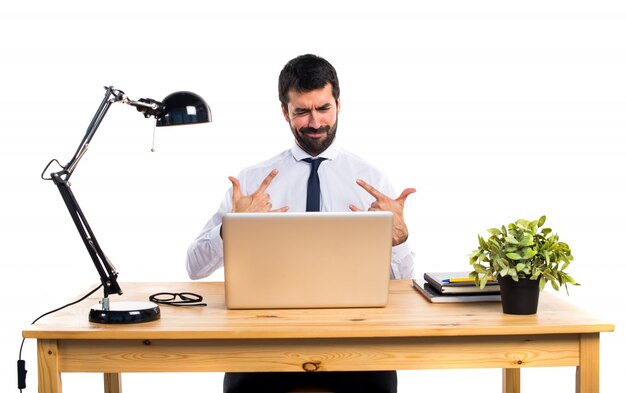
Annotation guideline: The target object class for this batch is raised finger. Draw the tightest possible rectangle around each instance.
[271,205,290,213]
[396,188,417,205]
[356,179,387,200]
[348,204,363,212]
[253,169,279,196]
[228,176,242,199]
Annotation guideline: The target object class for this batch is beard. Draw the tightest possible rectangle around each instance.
[291,118,338,157]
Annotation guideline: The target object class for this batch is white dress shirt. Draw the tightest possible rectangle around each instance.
[186,142,415,280]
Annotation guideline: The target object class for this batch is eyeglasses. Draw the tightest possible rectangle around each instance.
[149,292,207,307]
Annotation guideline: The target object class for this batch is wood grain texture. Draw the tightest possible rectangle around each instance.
[103,373,121,393]
[503,368,521,393]
[577,333,600,393]
[56,334,580,373]
[37,339,61,393]
[23,281,614,340]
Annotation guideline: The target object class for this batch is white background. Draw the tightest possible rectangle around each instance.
[1,1,624,392]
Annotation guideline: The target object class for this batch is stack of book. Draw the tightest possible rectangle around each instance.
[413,271,501,303]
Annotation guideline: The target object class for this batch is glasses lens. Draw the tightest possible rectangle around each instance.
[153,292,176,301]
[179,292,201,302]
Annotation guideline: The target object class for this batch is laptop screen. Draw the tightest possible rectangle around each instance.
[222,211,392,309]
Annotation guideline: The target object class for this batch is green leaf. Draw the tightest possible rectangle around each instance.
[505,236,519,245]
[551,280,559,291]
[488,237,501,246]
[562,274,578,285]
[521,247,538,259]
[519,234,534,246]
[488,241,500,253]
[543,271,557,283]
[538,215,546,227]
[506,252,522,260]
[478,235,489,249]
[487,228,501,236]
[504,244,518,252]
[479,275,489,289]
[474,264,488,274]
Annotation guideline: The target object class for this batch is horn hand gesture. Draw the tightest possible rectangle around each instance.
[229,169,289,213]
[349,179,415,246]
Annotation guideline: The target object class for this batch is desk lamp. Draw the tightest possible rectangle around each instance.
[41,86,211,324]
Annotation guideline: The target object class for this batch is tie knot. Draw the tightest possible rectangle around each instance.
[303,157,326,172]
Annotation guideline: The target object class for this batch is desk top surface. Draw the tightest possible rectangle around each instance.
[23,280,614,340]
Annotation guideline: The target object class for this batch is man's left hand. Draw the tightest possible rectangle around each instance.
[349,179,416,246]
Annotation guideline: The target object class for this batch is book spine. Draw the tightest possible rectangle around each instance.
[423,274,444,292]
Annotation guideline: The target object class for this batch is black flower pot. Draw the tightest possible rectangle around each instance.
[497,276,540,315]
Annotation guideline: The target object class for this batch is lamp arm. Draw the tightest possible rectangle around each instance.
[45,86,128,303]
[50,172,123,298]
[64,86,126,180]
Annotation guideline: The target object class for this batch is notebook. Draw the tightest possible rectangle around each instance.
[423,271,500,294]
[222,211,392,309]
[412,278,501,303]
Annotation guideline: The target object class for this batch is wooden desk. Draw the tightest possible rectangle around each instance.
[23,280,613,393]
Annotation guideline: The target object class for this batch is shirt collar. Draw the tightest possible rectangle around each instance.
[290,141,340,162]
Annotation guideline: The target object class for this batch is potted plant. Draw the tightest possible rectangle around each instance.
[469,215,578,314]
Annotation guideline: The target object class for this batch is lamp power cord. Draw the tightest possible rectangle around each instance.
[17,284,103,391]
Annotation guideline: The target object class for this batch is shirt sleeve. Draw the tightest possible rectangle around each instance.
[390,240,415,279]
[186,190,231,280]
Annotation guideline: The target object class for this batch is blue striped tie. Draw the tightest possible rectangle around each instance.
[302,158,326,212]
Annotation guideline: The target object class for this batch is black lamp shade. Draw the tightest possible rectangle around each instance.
[156,91,212,127]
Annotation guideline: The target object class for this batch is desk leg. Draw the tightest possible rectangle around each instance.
[502,368,520,393]
[37,339,62,393]
[576,333,600,393]
[104,373,122,393]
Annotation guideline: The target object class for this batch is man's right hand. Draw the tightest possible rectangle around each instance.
[229,169,289,213]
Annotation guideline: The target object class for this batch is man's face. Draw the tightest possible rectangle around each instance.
[282,83,340,157]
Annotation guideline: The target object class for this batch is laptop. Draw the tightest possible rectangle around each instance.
[222,211,392,309]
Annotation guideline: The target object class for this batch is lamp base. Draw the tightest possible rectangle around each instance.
[89,301,160,324]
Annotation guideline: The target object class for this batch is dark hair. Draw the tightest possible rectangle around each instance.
[278,54,340,109]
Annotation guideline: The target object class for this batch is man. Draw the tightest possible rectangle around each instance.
[187,54,415,393]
